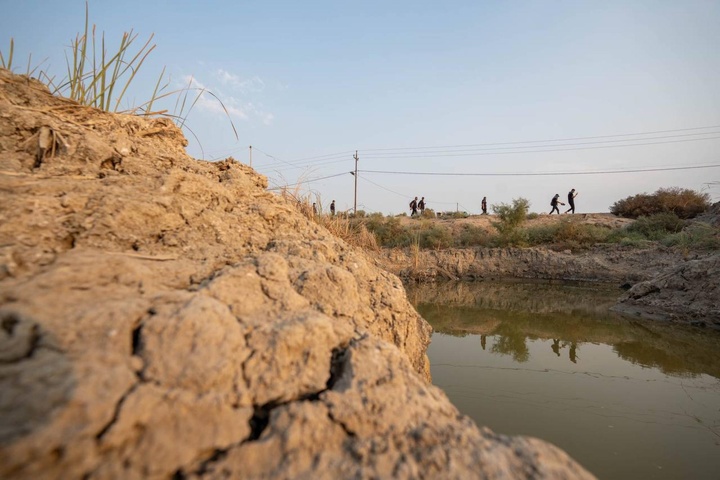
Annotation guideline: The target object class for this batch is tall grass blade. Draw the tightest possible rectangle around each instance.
[0,37,14,69]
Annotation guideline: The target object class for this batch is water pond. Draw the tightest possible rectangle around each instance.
[407,280,720,480]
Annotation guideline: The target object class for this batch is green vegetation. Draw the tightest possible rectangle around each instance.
[610,187,710,219]
[491,198,530,246]
[339,208,719,252]
[525,220,613,250]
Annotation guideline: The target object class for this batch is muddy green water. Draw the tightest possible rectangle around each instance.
[407,281,720,480]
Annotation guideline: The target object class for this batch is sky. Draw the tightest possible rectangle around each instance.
[2,0,719,214]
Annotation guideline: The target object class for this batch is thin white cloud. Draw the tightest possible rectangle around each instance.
[215,69,265,94]
[178,74,273,125]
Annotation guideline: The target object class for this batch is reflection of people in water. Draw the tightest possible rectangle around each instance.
[550,339,578,363]
[481,335,487,351]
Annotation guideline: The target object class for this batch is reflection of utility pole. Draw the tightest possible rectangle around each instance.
[353,150,359,213]
[249,145,252,167]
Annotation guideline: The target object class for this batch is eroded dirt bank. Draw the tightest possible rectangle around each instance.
[378,245,689,283]
[0,70,594,478]
[613,254,720,329]
[378,244,719,328]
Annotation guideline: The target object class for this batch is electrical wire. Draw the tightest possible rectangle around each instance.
[359,124,720,152]
[357,135,720,159]
[359,163,720,177]
[358,175,458,205]
[358,131,720,157]
[266,171,350,190]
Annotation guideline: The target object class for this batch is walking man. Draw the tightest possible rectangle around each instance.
[409,196,418,216]
[418,196,426,215]
[565,189,578,214]
[481,196,487,215]
[330,200,336,216]
[549,194,564,214]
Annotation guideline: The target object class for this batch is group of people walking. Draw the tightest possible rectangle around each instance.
[550,188,578,214]
[409,196,426,216]
[409,189,578,217]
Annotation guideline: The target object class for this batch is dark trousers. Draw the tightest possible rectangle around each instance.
[550,205,560,214]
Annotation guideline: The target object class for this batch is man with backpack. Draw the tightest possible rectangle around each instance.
[550,193,564,214]
[409,197,418,216]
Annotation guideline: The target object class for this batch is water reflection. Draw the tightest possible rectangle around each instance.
[407,280,720,480]
[409,280,720,378]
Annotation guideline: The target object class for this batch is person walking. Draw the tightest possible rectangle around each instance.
[549,194,564,214]
[481,196,487,215]
[418,196,426,215]
[409,196,418,216]
[330,200,336,216]
[565,189,578,214]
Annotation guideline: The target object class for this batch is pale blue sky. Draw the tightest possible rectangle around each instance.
[3,0,719,214]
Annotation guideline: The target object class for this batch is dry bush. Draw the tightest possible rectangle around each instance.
[610,187,710,219]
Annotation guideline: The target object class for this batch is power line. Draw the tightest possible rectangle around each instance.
[359,124,720,152]
[358,175,458,205]
[358,135,720,159]
[358,131,720,158]
[359,163,720,177]
[359,175,408,199]
[255,156,352,173]
[267,171,349,190]
[251,146,300,169]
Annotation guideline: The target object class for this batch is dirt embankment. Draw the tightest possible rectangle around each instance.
[378,244,688,284]
[378,214,718,328]
[613,254,720,329]
[0,70,593,478]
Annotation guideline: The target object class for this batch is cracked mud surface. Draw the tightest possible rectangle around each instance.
[0,70,593,479]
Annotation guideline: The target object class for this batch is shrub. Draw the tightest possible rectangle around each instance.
[456,225,492,247]
[605,229,654,247]
[491,198,530,246]
[661,223,720,250]
[438,211,468,219]
[525,220,612,249]
[526,212,540,220]
[492,198,529,232]
[418,224,453,249]
[626,213,687,240]
[362,215,411,247]
[421,208,436,218]
[610,187,710,219]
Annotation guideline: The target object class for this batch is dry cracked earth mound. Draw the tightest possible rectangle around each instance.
[0,70,593,479]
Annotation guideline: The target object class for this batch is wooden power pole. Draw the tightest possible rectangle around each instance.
[353,150,359,213]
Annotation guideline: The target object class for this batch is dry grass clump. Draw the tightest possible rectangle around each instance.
[281,190,379,251]
[1,3,237,150]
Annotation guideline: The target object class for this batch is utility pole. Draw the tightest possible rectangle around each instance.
[353,150,359,213]
[249,145,252,167]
